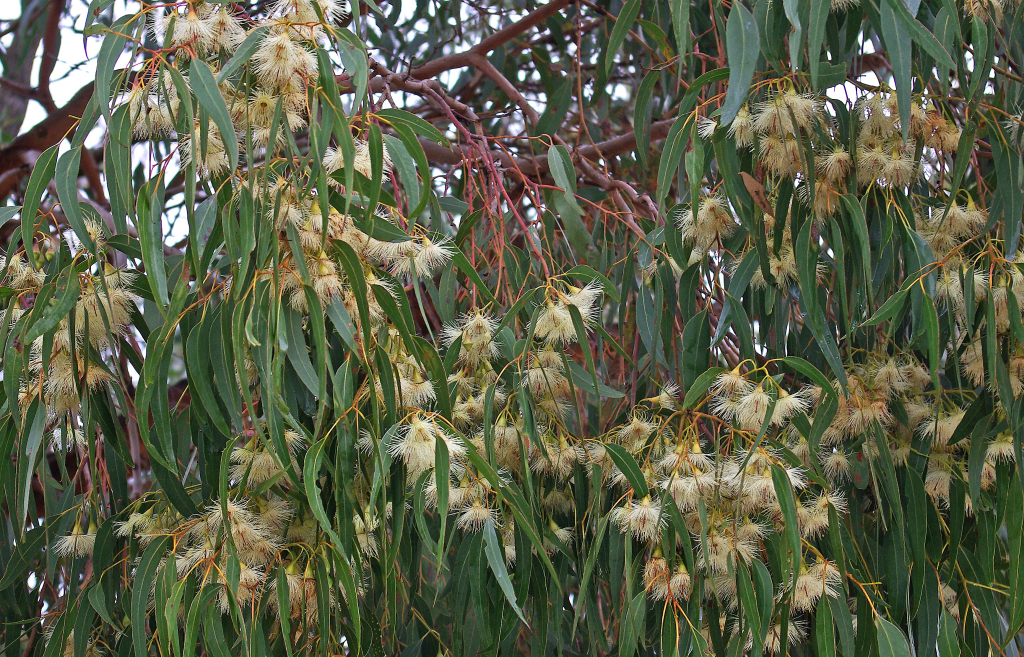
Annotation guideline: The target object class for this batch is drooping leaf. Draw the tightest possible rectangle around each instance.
[721,1,759,125]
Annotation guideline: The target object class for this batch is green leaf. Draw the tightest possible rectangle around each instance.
[618,591,646,657]
[482,518,528,624]
[879,0,913,141]
[326,297,358,352]
[721,1,759,125]
[0,206,19,226]
[190,58,238,172]
[217,26,269,83]
[433,431,450,564]
[882,0,956,69]
[941,122,977,224]
[55,148,95,252]
[922,293,941,377]
[570,512,611,636]
[21,143,60,260]
[876,618,913,657]
[302,437,361,630]
[604,0,643,74]
[1007,474,1024,635]
[808,0,831,88]
[336,28,369,103]
[915,565,940,654]
[151,458,200,517]
[567,361,625,399]
[95,17,132,121]
[839,194,874,309]
[136,179,168,308]
[184,586,220,657]
[453,210,482,247]
[377,108,450,146]
[670,0,691,53]
[932,8,958,87]
[829,595,856,656]
[548,145,591,254]
[937,610,960,657]
[771,464,802,573]
[713,250,758,344]
[565,302,602,388]
[681,310,711,390]
[451,249,499,306]
[783,0,804,70]
[656,113,691,208]
[863,287,909,326]
[682,69,731,116]
[303,437,347,556]
[635,70,659,167]
[796,219,847,388]
[636,284,663,363]
[817,595,836,657]
[603,443,650,497]
[736,563,764,656]
[683,367,725,410]
[385,127,430,218]
[778,356,838,402]
[133,536,171,657]
[282,305,319,396]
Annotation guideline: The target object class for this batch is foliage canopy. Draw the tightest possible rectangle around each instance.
[1,0,1024,656]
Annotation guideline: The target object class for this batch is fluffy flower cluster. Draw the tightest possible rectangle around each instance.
[707,88,966,291]
[110,428,375,622]
[771,350,1017,627]
[675,195,738,266]
[128,0,460,329]
[574,365,848,647]
[138,0,345,172]
[5,221,139,429]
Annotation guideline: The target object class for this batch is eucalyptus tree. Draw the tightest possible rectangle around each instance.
[0,0,1023,656]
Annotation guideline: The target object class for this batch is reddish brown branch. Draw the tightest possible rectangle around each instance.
[0,76,44,101]
[410,0,571,80]
[37,0,66,114]
[465,52,540,124]
[338,0,568,126]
